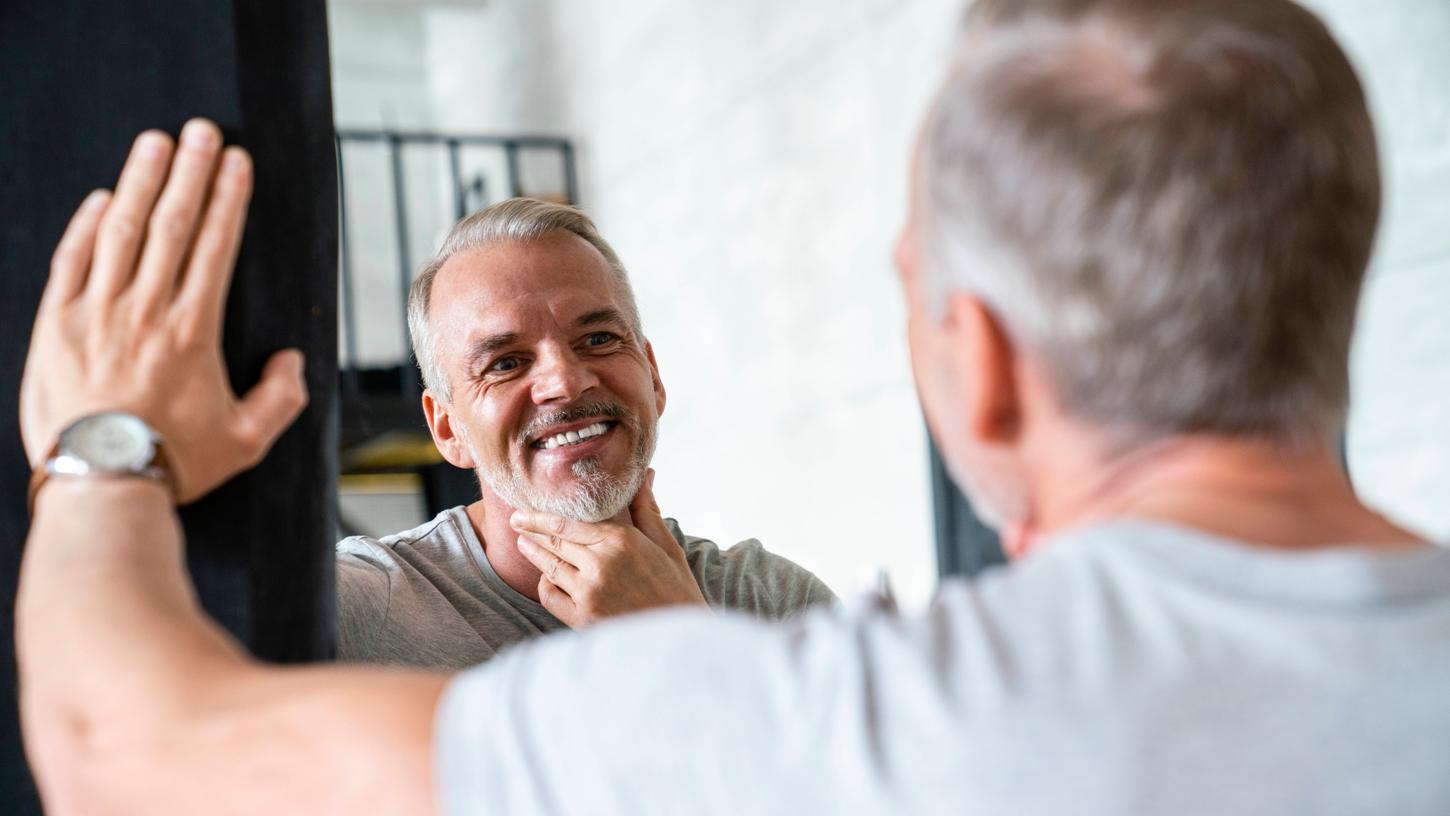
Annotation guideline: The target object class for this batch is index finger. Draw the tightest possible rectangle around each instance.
[509,511,610,546]
[517,530,595,571]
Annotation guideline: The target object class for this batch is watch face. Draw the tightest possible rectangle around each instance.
[60,412,156,471]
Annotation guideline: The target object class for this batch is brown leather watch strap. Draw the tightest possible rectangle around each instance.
[27,439,175,519]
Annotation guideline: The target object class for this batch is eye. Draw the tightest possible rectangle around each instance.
[488,356,523,374]
[584,331,619,348]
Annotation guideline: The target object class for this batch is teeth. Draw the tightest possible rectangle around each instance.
[539,422,610,450]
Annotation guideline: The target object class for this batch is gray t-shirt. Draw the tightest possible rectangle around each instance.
[336,505,836,668]
[436,520,1450,815]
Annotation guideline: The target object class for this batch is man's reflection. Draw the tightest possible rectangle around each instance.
[337,198,836,668]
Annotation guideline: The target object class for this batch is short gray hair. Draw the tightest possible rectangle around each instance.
[408,197,645,402]
[918,0,1380,445]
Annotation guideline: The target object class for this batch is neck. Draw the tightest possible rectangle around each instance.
[464,486,630,602]
[1017,431,1423,556]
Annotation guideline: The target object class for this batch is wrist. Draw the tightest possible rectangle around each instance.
[27,411,176,517]
[33,477,173,516]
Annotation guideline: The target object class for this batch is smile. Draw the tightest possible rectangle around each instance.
[532,421,616,450]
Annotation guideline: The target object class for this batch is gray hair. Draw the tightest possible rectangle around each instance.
[407,197,645,402]
[917,0,1380,445]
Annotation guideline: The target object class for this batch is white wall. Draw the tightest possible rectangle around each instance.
[414,0,961,605]
[328,0,1450,604]
[1310,0,1450,542]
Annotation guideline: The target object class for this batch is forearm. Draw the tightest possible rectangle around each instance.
[19,478,249,691]
[16,480,249,799]
[17,478,449,815]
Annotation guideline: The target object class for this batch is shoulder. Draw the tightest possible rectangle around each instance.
[336,506,471,576]
[669,520,838,619]
[437,550,1181,812]
[334,506,476,659]
[435,598,954,812]
[437,608,813,813]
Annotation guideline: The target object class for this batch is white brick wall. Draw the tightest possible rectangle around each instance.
[329,0,1450,602]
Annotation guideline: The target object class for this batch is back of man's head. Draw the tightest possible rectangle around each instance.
[917,0,1379,447]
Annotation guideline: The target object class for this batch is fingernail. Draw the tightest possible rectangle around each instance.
[223,149,249,173]
[85,190,110,209]
[181,120,218,148]
[516,536,536,555]
[138,131,169,157]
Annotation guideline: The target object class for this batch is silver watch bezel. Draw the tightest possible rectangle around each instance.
[47,411,165,480]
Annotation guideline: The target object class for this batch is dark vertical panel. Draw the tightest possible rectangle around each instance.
[338,141,362,400]
[231,0,339,664]
[505,140,523,197]
[929,438,1006,579]
[387,135,419,397]
[0,2,337,808]
[561,142,580,204]
[447,139,467,219]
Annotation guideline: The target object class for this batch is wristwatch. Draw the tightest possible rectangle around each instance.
[27,412,174,516]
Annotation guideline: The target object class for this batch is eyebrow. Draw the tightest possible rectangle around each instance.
[576,308,630,329]
[463,332,521,373]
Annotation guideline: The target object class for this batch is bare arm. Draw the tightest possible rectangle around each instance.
[19,481,445,815]
[16,121,445,815]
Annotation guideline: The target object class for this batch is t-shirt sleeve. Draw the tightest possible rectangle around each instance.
[682,530,839,619]
[335,546,393,662]
[432,607,860,815]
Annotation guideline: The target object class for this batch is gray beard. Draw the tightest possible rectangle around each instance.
[467,407,656,523]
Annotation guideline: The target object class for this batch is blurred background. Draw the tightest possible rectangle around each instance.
[326,0,1450,608]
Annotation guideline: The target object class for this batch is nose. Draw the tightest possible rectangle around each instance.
[529,343,600,405]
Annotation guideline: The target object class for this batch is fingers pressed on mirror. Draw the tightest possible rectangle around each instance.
[87,130,173,301]
[177,145,252,338]
[131,119,223,319]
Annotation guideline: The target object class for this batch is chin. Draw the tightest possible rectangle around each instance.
[484,461,644,523]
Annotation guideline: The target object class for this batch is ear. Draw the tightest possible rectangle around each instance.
[644,340,667,417]
[942,293,1022,446]
[421,389,476,469]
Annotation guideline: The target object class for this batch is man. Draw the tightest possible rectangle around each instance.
[336,199,835,669]
[17,0,1450,814]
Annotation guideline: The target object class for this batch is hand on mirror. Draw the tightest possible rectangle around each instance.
[19,119,308,503]
[510,470,708,628]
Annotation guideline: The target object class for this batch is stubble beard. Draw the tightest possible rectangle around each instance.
[465,402,656,523]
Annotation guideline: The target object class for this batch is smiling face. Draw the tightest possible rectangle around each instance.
[422,232,666,521]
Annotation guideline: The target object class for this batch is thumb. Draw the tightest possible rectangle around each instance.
[236,348,309,459]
